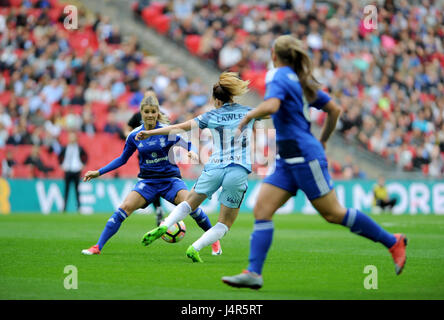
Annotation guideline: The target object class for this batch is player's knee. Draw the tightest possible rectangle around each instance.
[319,207,346,224]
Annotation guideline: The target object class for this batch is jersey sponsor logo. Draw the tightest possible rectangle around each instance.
[210,155,242,164]
[151,152,157,158]
[145,156,169,164]
[216,113,246,122]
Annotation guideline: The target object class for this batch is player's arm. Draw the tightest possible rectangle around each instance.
[238,98,280,131]
[135,120,194,140]
[83,139,136,181]
[319,99,342,149]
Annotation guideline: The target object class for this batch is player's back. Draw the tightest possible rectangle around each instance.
[194,103,254,172]
[265,66,330,162]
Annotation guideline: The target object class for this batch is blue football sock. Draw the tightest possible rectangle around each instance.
[97,208,128,250]
[341,208,396,248]
[247,220,274,275]
[190,207,212,231]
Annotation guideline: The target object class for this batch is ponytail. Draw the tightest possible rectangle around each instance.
[213,71,250,103]
[274,35,320,102]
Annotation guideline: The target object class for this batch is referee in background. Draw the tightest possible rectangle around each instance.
[125,88,166,226]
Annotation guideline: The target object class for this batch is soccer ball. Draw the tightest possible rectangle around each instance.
[161,221,186,243]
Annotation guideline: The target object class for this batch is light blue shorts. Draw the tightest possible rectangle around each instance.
[194,164,249,209]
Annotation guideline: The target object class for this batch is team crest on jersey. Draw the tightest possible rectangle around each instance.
[159,137,166,147]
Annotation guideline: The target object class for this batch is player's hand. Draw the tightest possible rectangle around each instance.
[320,140,327,150]
[136,130,151,141]
[235,116,250,138]
[83,170,100,182]
[187,151,199,162]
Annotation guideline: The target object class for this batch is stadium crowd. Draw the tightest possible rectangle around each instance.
[0,0,218,179]
[133,0,444,177]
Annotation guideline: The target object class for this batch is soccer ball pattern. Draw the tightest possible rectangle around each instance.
[161,221,186,243]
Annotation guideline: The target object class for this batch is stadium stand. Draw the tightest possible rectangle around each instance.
[0,0,216,179]
[132,0,444,177]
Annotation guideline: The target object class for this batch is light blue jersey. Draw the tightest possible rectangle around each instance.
[194,103,255,173]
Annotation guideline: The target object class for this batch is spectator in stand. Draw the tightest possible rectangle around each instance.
[1,149,16,178]
[24,144,54,177]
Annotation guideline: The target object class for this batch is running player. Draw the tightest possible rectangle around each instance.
[81,95,220,255]
[135,72,255,262]
[221,35,407,289]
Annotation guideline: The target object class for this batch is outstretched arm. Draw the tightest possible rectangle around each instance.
[136,120,194,141]
[237,98,280,132]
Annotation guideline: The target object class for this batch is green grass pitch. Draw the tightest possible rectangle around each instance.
[1,212,443,300]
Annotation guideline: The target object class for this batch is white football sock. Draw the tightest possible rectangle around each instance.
[162,201,192,228]
[192,222,228,251]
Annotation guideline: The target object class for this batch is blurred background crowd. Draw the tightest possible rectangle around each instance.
[134,0,444,177]
[0,0,443,180]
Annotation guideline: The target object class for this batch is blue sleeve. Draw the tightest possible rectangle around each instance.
[98,137,136,176]
[264,79,286,101]
[194,111,212,129]
[309,90,331,109]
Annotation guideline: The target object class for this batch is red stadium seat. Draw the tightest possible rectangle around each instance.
[9,0,22,8]
[0,91,12,106]
[184,35,201,55]
[141,7,161,27]
[11,145,33,165]
[152,15,170,34]
[13,165,33,179]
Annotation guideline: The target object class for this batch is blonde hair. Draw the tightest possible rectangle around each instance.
[213,71,249,103]
[139,95,170,124]
[273,35,320,102]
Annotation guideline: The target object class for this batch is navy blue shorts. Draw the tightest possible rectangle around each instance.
[263,158,334,200]
[132,177,187,207]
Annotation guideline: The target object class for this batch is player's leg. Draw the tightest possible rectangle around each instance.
[174,189,213,232]
[141,189,207,246]
[312,190,407,274]
[187,165,248,261]
[82,191,147,255]
[151,196,164,226]
[187,204,238,262]
[222,183,292,288]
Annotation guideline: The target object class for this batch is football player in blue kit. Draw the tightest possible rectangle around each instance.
[222,35,407,289]
[135,72,256,262]
[81,95,220,255]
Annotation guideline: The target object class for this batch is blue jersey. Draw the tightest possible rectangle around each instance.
[194,103,255,173]
[264,66,331,161]
[98,122,194,179]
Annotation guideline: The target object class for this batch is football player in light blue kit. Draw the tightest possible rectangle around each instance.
[81,95,219,255]
[222,35,408,289]
[136,72,255,262]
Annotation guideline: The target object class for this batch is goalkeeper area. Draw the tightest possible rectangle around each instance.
[1,213,443,300]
